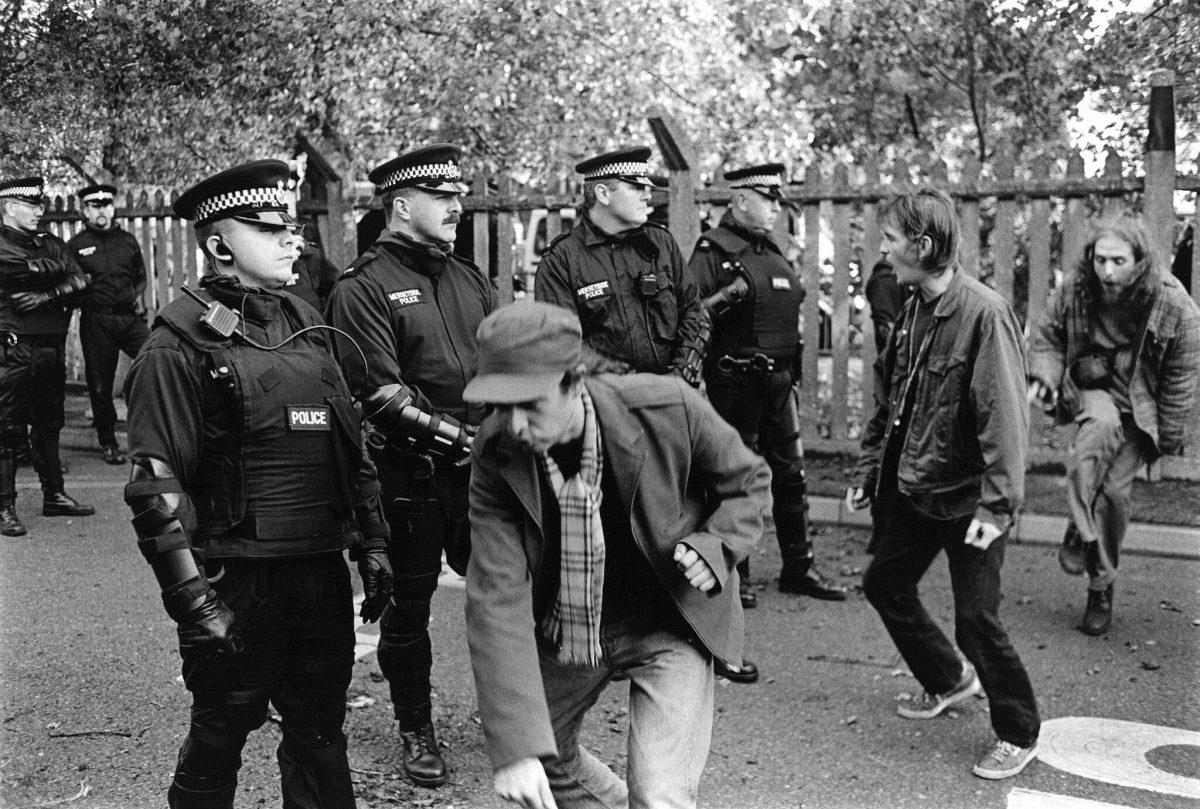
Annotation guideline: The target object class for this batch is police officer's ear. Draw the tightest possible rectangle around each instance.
[390,194,411,224]
[206,235,234,264]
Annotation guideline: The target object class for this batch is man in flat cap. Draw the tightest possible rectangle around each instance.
[689,163,845,683]
[67,183,150,465]
[326,143,497,787]
[463,301,768,809]
[535,146,705,379]
[0,176,95,536]
[124,159,392,808]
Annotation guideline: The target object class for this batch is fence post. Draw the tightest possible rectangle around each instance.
[992,143,1016,300]
[959,153,981,277]
[1144,70,1176,273]
[647,111,699,253]
[799,164,823,441]
[1061,152,1088,276]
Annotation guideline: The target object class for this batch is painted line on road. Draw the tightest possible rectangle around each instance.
[1007,787,1137,809]
[1038,717,1200,799]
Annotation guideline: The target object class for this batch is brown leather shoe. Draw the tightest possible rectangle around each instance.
[714,657,759,684]
[400,723,447,787]
[1080,586,1113,636]
[1058,524,1086,575]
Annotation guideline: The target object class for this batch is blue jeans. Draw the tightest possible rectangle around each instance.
[862,492,1040,748]
[539,620,714,809]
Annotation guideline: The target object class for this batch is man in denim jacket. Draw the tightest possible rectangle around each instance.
[1028,214,1200,635]
[847,188,1040,780]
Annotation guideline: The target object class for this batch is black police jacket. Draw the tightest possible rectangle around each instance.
[124,277,384,560]
[0,224,90,335]
[535,216,704,374]
[690,214,802,361]
[325,229,498,425]
[66,226,146,309]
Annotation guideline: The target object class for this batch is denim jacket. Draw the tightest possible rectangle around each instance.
[856,270,1029,531]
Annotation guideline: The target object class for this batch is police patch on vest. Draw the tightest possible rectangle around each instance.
[771,277,792,290]
[576,280,611,301]
[78,246,98,256]
[387,289,424,308]
[286,405,332,431]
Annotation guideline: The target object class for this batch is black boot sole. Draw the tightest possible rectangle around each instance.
[405,769,448,788]
[1,525,27,537]
[43,506,96,517]
[779,583,848,601]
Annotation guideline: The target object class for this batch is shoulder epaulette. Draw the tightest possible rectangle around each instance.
[155,294,236,352]
[340,247,379,278]
[545,228,575,254]
[696,227,747,257]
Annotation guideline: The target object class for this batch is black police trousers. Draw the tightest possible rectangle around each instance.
[376,454,471,731]
[705,367,813,576]
[169,555,355,809]
[0,334,67,494]
[79,309,149,442]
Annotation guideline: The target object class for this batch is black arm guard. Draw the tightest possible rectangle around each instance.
[678,268,752,385]
[677,313,712,388]
[124,458,209,621]
[361,384,473,461]
[50,273,89,305]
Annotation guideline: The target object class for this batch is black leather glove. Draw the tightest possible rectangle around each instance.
[176,589,243,658]
[26,257,68,281]
[357,548,393,623]
[11,290,54,312]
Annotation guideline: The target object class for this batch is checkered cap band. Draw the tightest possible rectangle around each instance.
[582,161,650,180]
[382,161,461,190]
[729,174,783,189]
[81,191,114,203]
[0,186,42,199]
[193,186,288,222]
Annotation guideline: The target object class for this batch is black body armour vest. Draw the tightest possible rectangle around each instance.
[703,227,802,360]
[158,289,362,559]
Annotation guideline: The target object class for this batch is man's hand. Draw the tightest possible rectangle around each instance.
[845,486,872,512]
[964,517,1004,550]
[177,590,243,658]
[356,548,393,623]
[494,757,557,809]
[1026,379,1057,409]
[673,542,717,593]
[10,291,53,312]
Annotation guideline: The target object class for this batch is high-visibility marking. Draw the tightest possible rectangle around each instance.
[1038,717,1200,799]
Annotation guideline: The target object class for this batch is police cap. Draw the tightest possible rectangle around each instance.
[173,160,298,228]
[724,163,787,201]
[0,176,46,205]
[575,147,657,188]
[77,184,118,206]
[369,144,469,195]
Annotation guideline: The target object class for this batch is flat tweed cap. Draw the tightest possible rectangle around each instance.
[369,144,469,195]
[463,302,583,404]
[173,160,298,228]
[575,147,658,188]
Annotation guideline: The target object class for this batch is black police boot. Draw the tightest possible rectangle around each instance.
[1080,586,1113,636]
[779,564,848,600]
[101,443,127,465]
[714,657,760,684]
[0,456,25,537]
[43,491,96,517]
[400,723,447,787]
[737,558,756,608]
[776,510,847,601]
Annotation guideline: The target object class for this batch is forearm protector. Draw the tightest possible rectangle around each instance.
[677,267,751,385]
[124,458,208,621]
[350,480,389,557]
[50,272,89,305]
[361,383,473,461]
[702,264,750,319]
[676,313,712,388]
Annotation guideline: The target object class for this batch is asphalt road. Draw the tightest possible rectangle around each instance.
[1,446,1198,809]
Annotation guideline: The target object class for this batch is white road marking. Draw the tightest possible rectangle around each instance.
[1038,717,1200,799]
[1007,787,1138,809]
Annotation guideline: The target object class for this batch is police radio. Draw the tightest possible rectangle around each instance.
[182,287,240,337]
[637,271,659,298]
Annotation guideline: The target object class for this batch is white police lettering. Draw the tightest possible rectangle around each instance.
[286,406,331,431]
[78,246,97,256]
[577,281,610,300]
[387,289,423,306]
[771,277,791,290]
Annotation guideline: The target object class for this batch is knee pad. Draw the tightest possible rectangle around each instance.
[189,698,269,753]
[174,733,244,783]
[0,427,27,451]
[282,706,347,753]
[382,598,432,641]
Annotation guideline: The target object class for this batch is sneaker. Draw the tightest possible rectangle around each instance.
[897,661,982,719]
[972,739,1039,779]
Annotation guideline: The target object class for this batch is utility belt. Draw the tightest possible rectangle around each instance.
[714,352,792,375]
[83,303,138,316]
[3,332,63,347]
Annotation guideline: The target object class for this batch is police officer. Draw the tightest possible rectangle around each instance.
[67,183,151,464]
[690,163,846,618]
[535,147,705,377]
[326,144,497,788]
[124,160,392,808]
[0,176,95,537]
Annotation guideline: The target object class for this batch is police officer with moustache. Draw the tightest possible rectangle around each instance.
[123,160,392,808]
[326,144,497,788]
[690,165,846,668]
[535,147,705,378]
[0,176,95,537]
[67,183,151,464]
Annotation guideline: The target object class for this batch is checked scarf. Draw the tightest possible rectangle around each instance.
[539,388,606,667]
